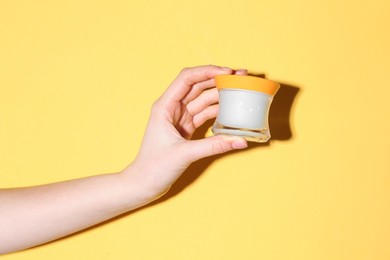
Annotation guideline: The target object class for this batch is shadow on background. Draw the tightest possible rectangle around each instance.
[269,82,300,140]
[41,76,300,249]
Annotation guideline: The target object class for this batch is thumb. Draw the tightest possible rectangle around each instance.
[184,135,248,162]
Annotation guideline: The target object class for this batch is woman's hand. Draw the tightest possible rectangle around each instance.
[126,65,248,198]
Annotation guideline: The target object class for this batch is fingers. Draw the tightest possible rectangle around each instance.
[162,65,233,103]
[181,78,216,105]
[183,68,249,130]
[181,68,248,105]
[192,104,218,128]
[181,135,248,162]
[186,88,218,116]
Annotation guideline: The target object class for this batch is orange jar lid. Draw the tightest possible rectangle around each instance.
[215,75,280,96]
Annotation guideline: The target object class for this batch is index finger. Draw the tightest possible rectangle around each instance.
[162,65,232,102]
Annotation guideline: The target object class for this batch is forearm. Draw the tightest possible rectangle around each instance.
[0,165,156,254]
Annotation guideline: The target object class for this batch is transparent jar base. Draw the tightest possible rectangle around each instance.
[212,122,271,143]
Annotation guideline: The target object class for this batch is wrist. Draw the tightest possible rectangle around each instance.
[119,162,171,206]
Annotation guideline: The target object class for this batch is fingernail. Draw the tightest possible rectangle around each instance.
[236,69,248,73]
[232,140,248,149]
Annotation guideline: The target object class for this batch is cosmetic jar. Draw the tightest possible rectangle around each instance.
[212,75,280,142]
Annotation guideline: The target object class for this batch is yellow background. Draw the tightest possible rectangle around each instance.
[1,0,389,259]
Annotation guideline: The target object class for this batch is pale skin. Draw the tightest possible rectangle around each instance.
[0,65,248,254]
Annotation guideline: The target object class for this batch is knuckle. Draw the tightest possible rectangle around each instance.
[180,67,191,75]
[180,68,196,86]
[212,139,229,155]
[151,99,162,112]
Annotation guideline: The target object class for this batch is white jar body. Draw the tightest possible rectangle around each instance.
[212,88,273,142]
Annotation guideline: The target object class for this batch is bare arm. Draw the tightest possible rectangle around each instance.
[0,170,156,254]
[0,65,248,254]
